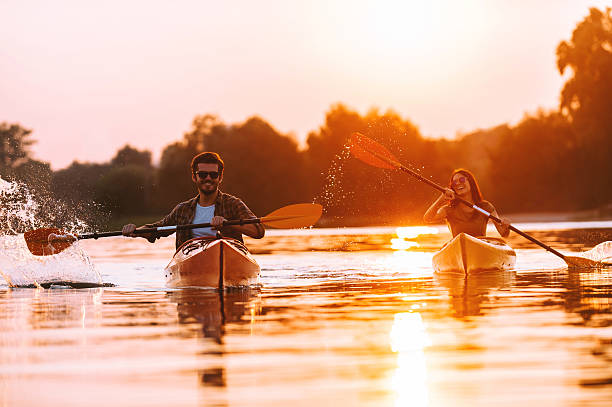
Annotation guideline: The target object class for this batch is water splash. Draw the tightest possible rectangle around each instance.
[0,177,102,287]
[0,235,102,287]
[0,176,91,234]
[315,146,355,216]
[0,177,38,233]
[580,241,612,265]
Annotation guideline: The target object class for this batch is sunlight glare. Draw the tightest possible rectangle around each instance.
[390,312,431,407]
[390,239,418,250]
[396,226,438,240]
[387,251,434,277]
[368,0,436,53]
[391,226,438,250]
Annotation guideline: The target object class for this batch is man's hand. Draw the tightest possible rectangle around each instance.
[211,216,227,230]
[122,224,137,237]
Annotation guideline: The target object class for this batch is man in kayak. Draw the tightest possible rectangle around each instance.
[423,169,510,238]
[122,152,265,248]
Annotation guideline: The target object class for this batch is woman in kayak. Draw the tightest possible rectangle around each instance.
[423,169,510,238]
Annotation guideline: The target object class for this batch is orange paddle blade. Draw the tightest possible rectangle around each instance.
[349,132,402,170]
[24,228,76,256]
[261,203,323,229]
[565,255,606,269]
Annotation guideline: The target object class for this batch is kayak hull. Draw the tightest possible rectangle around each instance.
[165,237,260,288]
[433,233,516,275]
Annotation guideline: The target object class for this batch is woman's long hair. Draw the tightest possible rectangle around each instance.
[448,168,484,206]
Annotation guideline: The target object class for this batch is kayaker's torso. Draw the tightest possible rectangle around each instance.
[192,203,216,238]
[145,190,261,248]
[445,200,495,237]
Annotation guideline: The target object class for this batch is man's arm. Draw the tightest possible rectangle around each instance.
[122,206,180,241]
[219,196,265,239]
[212,216,264,239]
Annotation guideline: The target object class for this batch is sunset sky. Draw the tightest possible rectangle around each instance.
[1,0,609,169]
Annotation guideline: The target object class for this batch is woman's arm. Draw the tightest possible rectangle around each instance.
[488,205,510,237]
[423,189,454,224]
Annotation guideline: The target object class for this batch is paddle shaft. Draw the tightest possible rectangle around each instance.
[67,218,264,241]
[373,149,569,261]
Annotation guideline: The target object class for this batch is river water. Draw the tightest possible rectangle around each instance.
[1,223,612,407]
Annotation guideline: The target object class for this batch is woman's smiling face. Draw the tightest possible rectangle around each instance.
[451,173,471,195]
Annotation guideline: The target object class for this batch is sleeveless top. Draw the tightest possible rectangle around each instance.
[445,200,495,237]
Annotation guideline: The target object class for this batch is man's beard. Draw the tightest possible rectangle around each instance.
[200,184,218,195]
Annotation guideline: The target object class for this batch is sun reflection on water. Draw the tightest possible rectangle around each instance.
[390,312,431,407]
[391,227,439,250]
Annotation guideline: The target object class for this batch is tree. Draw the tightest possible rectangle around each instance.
[556,7,612,207]
[111,145,152,168]
[52,162,111,204]
[557,7,612,128]
[303,104,449,224]
[216,116,308,214]
[487,111,578,212]
[13,159,53,191]
[156,141,198,212]
[0,123,36,173]
[95,165,154,216]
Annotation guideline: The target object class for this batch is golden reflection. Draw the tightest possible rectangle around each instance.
[386,251,434,278]
[435,272,514,317]
[391,227,438,250]
[168,288,260,390]
[390,312,431,407]
[566,269,612,315]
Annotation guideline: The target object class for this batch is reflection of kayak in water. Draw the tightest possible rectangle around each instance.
[167,288,259,387]
[165,237,260,288]
[434,270,515,317]
[433,233,516,275]
[168,288,259,340]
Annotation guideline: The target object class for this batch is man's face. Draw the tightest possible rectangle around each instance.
[192,163,222,195]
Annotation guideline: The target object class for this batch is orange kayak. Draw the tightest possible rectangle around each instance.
[433,233,516,275]
[165,237,260,288]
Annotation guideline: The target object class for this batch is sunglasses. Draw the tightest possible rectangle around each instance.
[195,171,220,180]
[451,176,467,186]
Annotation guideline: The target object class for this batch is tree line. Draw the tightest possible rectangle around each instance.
[1,7,610,229]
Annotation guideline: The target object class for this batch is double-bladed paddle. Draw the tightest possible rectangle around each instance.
[348,132,601,269]
[24,203,323,257]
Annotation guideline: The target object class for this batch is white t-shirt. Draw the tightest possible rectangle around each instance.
[192,203,216,238]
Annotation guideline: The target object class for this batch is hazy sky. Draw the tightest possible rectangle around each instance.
[1,0,609,169]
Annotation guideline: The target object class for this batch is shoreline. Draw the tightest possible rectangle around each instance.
[316,210,612,228]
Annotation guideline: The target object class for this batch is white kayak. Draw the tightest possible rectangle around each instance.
[433,233,516,275]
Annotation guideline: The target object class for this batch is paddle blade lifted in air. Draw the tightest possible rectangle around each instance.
[260,203,323,229]
[348,132,401,170]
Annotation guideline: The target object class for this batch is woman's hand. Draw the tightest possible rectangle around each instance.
[498,217,511,237]
[443,188,455,201]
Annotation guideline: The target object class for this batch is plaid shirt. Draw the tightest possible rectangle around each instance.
[145,190,264,249]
